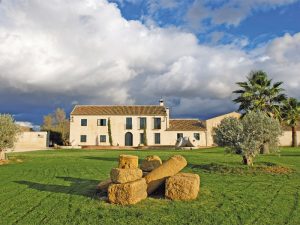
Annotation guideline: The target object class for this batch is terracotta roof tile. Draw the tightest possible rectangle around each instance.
[71,105,167,116]
[167,119,206,131]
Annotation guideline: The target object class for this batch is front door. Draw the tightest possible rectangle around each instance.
[125,132,133,146]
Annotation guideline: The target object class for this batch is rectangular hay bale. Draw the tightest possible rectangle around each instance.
[108,178,147,205]
[165,173,200,200]
[110,168,143,184]
[118,155,139,169]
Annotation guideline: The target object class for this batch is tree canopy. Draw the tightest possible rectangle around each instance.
[233,70,286,120]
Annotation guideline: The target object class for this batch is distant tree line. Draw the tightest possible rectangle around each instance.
[41,108,70,146]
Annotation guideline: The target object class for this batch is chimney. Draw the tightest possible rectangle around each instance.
[159,98,164,106]
[165,107,170,129]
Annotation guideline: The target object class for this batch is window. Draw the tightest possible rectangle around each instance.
[81,119,87,126]
[100,135,106,143]
[80,135,87,142]
[140,117,147,129]
[154,133,160,144]
[126,117,132,129]
[154,118,161,129]
[140,133,144,144]
[177,133,183,139]
[194,133,200,140]
[97,119,107,126]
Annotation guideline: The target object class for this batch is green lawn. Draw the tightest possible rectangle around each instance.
[0,148,300,225]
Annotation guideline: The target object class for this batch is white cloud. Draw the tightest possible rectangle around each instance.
[15,121,34,128]
[186,0,298,29]
[0,0,299,121]
[15,121,40,130]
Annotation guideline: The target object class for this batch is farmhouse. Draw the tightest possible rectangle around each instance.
[69,99,241,148]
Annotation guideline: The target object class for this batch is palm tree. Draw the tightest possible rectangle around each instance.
[233,70,287,154]
[281,98,300,147]
[233,71,286,119]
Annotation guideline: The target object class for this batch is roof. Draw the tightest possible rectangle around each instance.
[206,111,241,121]
[71,105,167,116]
[167,119,206,131]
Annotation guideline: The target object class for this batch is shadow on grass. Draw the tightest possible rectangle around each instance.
[81,156,118,162]
[15,176,100,199]
[188,163,235,173]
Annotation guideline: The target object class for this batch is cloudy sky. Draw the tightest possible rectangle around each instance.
[0,0,300,127]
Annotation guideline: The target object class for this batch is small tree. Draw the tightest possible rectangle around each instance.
[0,114,20,160]
[108,118,113,146]
[143,126,148,146]
[214,111,282,166]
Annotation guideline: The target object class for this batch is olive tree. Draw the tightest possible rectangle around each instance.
[0,114,20,160]
[214,111,282,166]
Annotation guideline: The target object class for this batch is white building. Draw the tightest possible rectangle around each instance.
[69,100,240,148]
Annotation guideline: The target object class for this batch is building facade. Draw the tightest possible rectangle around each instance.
[69,100,240,148]
[69,100,299,148]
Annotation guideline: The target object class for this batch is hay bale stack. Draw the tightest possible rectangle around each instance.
[165,173,200,200]
[107,155,147,205]
[97,154,200,205]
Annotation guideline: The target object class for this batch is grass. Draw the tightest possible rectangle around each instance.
[0,147,300,225]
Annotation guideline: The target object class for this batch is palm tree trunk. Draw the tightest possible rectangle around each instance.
[292,126,298,147]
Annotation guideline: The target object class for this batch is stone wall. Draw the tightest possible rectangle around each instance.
[8,131,49,152]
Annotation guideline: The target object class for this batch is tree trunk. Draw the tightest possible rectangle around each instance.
[242,155,253,166]
[0,150,6,161]
[260,142,270,154]
[292,126,298,147]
